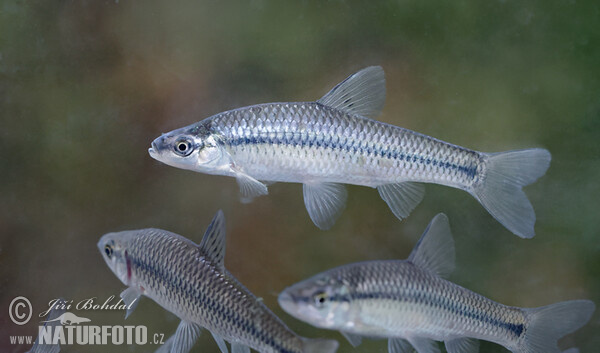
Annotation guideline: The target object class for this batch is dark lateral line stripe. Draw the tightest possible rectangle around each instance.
[132,256,297,353]
[226,134,478,180]
[347,291,524,338]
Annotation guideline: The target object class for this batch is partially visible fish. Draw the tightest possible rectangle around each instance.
[148,66,550,238]
[98,210,338,353]
[278,214,594,353]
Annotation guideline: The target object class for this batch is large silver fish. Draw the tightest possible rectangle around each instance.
[98,211,338,353]
[278,214,594,353]
[149,67,550,238]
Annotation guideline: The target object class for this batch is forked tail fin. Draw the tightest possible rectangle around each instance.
[301,338,339,353]
[517,300,594,353]
[471,148,551,238]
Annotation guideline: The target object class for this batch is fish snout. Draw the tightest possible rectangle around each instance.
[277,290,299,314]
[148,137,164,158]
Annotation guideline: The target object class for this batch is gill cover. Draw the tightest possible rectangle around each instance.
[97,232,132,286]
[149,124,225,172]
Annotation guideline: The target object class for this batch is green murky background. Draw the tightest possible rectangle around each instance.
[1,1,599,352]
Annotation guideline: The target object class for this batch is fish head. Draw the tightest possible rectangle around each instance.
[148,122,228,174]
[278,271,354,330]
[98,231,137,286]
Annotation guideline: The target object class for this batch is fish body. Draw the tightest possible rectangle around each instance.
[199,102,483,188]
[98,211,338,353]
[149,67,550,238]
[278,214,595,353]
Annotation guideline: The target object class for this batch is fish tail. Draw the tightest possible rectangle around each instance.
[470,148,551,238]
[516,300,594,353]
[301,338,339,353]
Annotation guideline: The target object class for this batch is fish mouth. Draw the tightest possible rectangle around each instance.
[277,291,298,314]
[148,141,159,159]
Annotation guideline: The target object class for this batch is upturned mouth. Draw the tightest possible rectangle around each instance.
[148,140,160,158]
[148,141,159,158]
[277,291,297,314]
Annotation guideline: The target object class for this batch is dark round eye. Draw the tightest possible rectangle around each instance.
[104,244,113,259]
[174,139,193,156]
[314,291,328,307]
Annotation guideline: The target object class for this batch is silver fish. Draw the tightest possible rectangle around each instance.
[149,66,550,238]
[278,214,594,353]
[98,211,338,353]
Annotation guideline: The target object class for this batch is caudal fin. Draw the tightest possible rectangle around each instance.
[301,338,339,353]
[471,148,551,238]
[518,300,594,353]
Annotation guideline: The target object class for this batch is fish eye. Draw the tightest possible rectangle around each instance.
[104,244,113,259]
[174,138,193,156]
[313,291,328,307]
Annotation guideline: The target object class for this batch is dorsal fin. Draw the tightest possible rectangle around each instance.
[199,210,227,269]
[407,213,455,278]
[317,66,386,118]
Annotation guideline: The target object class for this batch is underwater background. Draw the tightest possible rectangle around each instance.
[1,1,599,352]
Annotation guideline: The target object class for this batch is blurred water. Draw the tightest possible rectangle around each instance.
[1,1,599,352]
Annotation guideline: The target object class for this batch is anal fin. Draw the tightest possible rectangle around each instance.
[377,182,424,221]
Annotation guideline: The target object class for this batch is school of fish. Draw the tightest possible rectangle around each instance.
[91,67,594,353]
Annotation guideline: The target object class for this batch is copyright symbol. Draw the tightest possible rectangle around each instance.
[9,296,32,325]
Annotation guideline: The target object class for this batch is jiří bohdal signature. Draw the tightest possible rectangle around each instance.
[39,296,137,318]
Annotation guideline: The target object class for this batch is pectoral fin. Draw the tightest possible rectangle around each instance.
[303,182,347,230]
[120,287,141,319]
[236,172,268,203]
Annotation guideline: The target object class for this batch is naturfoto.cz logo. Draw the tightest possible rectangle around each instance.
[8,296,166,349]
